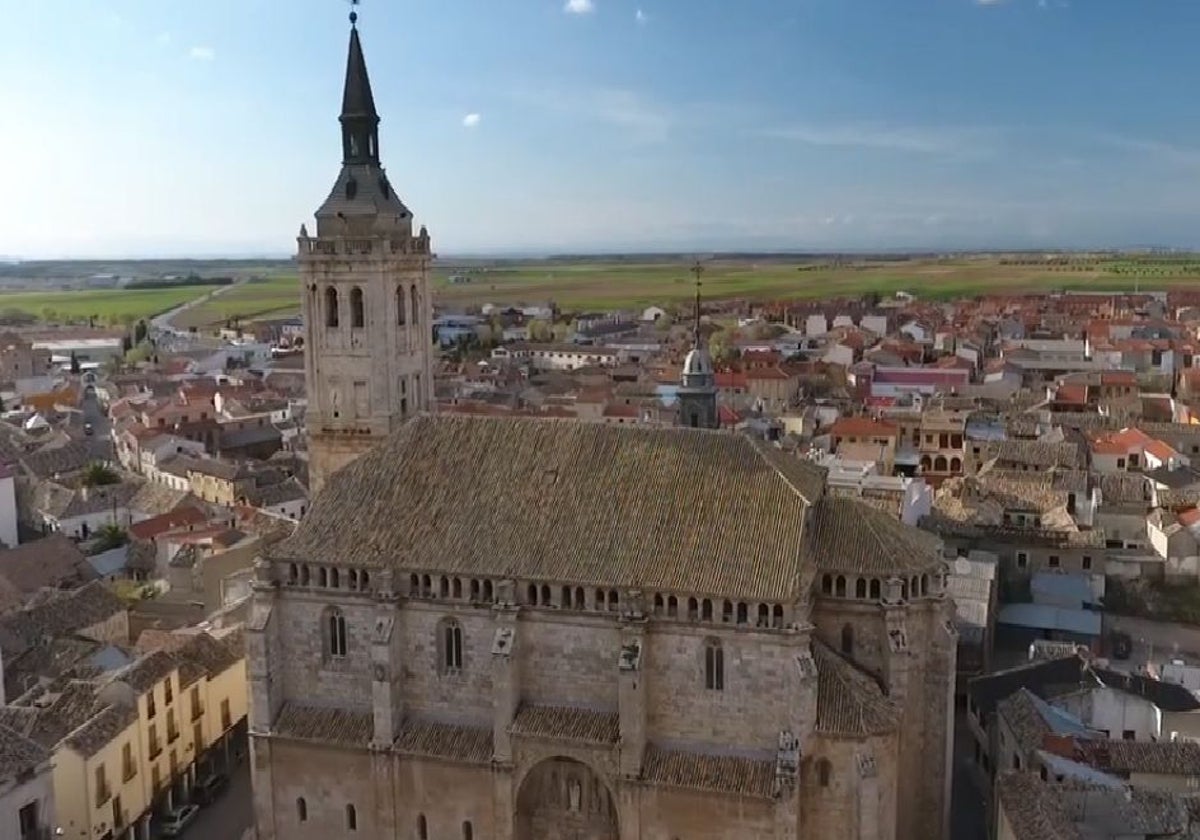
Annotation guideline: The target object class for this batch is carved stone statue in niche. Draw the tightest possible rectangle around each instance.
[568,776,582,812]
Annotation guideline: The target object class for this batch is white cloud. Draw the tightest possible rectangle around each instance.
[760,123,993,156]
[635,8,646,23]
[462,113,481,128]
[188,46,215,61]
[564,0,594,14]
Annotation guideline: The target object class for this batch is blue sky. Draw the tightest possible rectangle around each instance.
[3,0,1200,257]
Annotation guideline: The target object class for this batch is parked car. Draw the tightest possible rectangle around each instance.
[194,772,229,805]
[161,804,200,837]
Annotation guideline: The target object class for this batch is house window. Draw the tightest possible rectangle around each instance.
[441,620,463,673]
[220,699,232,731]
[1049,555,1060,568]
[1123,729,1135,740]
[704,639,724,690]
[327,608,348,657]
[164,678,173,705]
[350,287,365,328]
[1082,556,1092,571]
[297,797,307,822]
[122,742,136,781]
[346,804,357,831]
[1016,552,1028,569]
[1117,458,1126,469]
[95,765,110,807]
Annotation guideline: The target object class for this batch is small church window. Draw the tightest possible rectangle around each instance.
[574,586,584,609]
[396,286,407,326]
[345,178,358,200]
[855,578,867,599]
[607,589,619,611]
[462,820,473,840]
[667,595,678,618]
[528,584,539,606]
[821,574,832,595]
[411,285,420,324]
[701,599,713,621]
[757,604,769,627]
[869,579,881,600]
[542,584,552,606]
[772,605,784,628]
[418,814,428,840]
[653,593,664,615]
[704,639,724,690]
[327,609,347,658]
[835,576,846,597]
[470,579,481,601]
[350,287,365,328]
[441,619,463,673]
[721,600,733,623]
[817,758,832,787]
[452,578,463,599]
[324,287,339,328]
[841,623,854,656]
[297,797,307,822]
[483,580,494,602]
[346,804,357,831]
[736,602,748,625]
[330,568,340,588]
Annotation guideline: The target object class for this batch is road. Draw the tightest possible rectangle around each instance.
[150,279,246,341]
[157,757,253,840]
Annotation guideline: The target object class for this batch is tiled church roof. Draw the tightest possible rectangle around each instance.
[806,496,943,576]
[813,640,899,737]
[273,703,373,747]
[642,744,775,799]
[279,416,831,602]
[510,705,620,745]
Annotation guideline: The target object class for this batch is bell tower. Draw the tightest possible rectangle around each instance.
[677,261,719,429]
[299,7,434,495]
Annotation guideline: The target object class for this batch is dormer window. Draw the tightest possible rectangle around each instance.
[346,178,358,200]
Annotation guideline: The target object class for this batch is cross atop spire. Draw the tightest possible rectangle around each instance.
[690,260,704,346]
[339,1,380,166]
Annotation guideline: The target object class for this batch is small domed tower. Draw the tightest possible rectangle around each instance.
[677,262,718,429]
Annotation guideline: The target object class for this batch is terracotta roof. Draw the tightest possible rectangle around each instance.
[0,721,50,780]
[128,506,209,541]
[273,703,373,747]
[813,640,899,736]
[1103,740,1200,777]
[510,704,620,745]
[830,417,898,439]
[806,496,941,576]
[642,745,775,799]
[0,582,125,658]
[278,416,826,602]
[995,772,1083,840]
[395,718,493,763]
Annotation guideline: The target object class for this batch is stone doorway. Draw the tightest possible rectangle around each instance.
[516,757,618,840]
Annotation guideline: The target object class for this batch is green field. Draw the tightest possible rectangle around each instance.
[0,285,217,326]
[14,254,1200,331]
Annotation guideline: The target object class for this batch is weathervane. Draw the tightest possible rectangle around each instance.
[348,0,360,26]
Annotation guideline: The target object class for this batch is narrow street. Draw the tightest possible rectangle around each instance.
[152,758,252,840]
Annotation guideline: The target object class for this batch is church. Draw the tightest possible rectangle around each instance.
[247,11,956,840]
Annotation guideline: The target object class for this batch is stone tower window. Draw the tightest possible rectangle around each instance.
[396,286,407,325]
[721,600,732,623]
[463,820,473,840]
[736,602,748,625]
[418,814,428,840]
[704,638,724,690]
[817,758,832,787]
[350,287,365,328]
[773,605,784,628]
[440,619,463,673]
[821,574,832,595]
[482,580,494,602]
[757,603,769,627]
[297,797,307,821]
[835,576,847,597]
[574,586,585,609]
[841,624,854,656]
[411,285,420,325]
[667,595,678,618]
[326,608,347,658]
[324,287,339,328]
[701,599,713,621]
[529,584,540,606]
[346,804,357,831]
[870,579,881,600]
[452,578,463,599]
[470,579,481,601]
[855,578,867,599]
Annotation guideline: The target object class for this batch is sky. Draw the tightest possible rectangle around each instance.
[3,0,1200,258]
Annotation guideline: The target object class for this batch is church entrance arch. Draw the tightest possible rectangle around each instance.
[516,757,618,840]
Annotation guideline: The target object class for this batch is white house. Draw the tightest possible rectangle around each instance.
[0,463,17,548]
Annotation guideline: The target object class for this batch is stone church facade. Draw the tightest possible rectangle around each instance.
[249,13,956,840]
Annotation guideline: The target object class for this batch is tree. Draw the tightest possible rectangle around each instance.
[90,524,128,555]
[528,320,553,342]
[121,334,133,354]
[134,319,148,344]
[708,332,739,366]
[81,462,120,487]
[69,351,80,374]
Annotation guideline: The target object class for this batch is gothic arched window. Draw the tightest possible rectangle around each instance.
[324,287,339,328]
[396,285,407,326]
[410,285,420,326]
[346,804,357,831]
[297,797,307,822]
[440,619,463,673]
[350,287,365,328]
[326,608,347,658]
[855,578,867,599]
[870,579,881,600]
[704,638,724,690]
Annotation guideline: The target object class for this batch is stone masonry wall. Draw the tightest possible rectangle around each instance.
[277,591,373,711]
[401,603,496,723]
[519,614,621,710]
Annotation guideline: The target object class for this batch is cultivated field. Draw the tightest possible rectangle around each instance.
[12,254,1200,330]
[179,255,1200,328]
[0,285,217,326]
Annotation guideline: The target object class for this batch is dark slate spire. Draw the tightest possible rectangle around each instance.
[339,10,381,166]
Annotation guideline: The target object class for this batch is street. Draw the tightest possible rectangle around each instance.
[162,757,252,840]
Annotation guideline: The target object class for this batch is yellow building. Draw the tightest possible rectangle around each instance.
[0,630,246,840]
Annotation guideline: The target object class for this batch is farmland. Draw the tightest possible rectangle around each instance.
[0,285,218,326]
[8,253,1200,330]
[177,254,1200,328]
